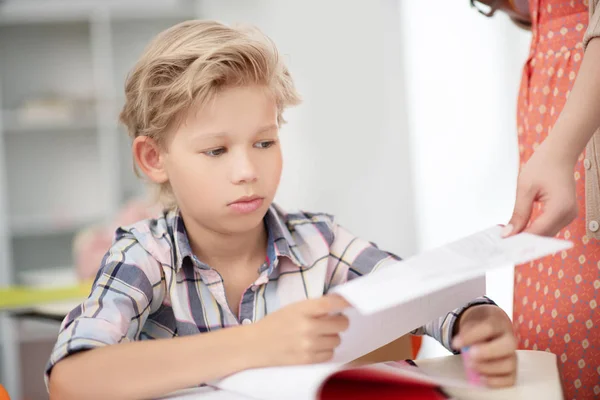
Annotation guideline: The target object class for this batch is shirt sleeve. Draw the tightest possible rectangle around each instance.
[325,223,496,353]
[45,233,164,383]
[584,0,600,49]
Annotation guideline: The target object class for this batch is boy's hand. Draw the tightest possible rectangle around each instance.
[452,305,517,388]
[250,294,351,367]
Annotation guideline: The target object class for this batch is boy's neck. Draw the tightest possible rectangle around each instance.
[183,215,268,270]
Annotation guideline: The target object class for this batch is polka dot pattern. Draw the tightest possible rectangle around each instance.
[514,2,599,399]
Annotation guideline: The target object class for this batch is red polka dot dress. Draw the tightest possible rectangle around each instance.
[513,1,600,399]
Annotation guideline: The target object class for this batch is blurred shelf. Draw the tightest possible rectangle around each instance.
[0,0,195,25]
[17,266,77,288]
[17,318,61,343]
[1,109,97,134]
[10,212,106,237]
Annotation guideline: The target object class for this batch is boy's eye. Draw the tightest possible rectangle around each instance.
[255,140,275,149]
[203,147,226,157]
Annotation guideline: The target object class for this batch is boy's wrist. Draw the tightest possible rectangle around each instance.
[238,323,272,369]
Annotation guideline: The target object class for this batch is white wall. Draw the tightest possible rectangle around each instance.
[399,1,531,357]
[197,0,418,257]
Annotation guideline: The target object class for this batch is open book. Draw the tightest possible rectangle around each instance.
[213,226,571,400]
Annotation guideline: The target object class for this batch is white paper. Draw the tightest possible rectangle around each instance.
[333,226,572,315]
[216,227,572,400]
[332,276,485,363]
[218,363,341,400]
[162,386,256,400]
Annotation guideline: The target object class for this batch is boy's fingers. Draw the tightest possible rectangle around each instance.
[468,333,517,362]
[453,320,504,349]
[471,355,517,376]
[314,334,342,351]
[317,314,350,334]
[483,373,517,388]
[304,294,351,316]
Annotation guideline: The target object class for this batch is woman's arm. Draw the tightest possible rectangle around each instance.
[507,38,600,236]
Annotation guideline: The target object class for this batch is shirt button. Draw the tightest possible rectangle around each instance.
[589,220,599,232]
[251,285,258,292]
[584,159,592,170]
[242,318,252,325]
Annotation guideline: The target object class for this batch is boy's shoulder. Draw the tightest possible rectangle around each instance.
[111,209,178,268]
[269,203,337,246]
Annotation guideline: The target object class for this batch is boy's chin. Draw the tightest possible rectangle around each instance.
[219,209,270,232]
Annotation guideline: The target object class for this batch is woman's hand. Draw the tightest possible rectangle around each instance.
[504,140,577,237]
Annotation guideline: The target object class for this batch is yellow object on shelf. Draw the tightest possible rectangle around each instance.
[0,281,92,311]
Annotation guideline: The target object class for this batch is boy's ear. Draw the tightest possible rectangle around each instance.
[132,136,169,184]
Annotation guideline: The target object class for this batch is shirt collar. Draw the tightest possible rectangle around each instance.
[171,205,305,271]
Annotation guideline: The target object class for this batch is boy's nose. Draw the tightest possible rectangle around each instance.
[232,154,258,184]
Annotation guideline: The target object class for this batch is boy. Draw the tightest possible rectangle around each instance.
[47,20,517,399]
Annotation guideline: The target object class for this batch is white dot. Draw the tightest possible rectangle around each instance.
[572,294,578,304]
[582,339,589,349]
[578,359,586,369]
[564,334,571,343]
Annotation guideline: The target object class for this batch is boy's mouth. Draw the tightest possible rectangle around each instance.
[228,195,265,213]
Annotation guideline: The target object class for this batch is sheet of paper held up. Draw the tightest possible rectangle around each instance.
[330,226,572,363]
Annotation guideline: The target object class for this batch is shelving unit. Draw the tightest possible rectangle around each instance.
[0,1,197,397]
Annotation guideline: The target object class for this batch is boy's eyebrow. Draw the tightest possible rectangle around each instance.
[197,124,279,139]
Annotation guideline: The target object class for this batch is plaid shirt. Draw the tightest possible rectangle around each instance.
[46,204,493,380]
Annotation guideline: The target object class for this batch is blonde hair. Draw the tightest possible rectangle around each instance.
[119,20,301,207]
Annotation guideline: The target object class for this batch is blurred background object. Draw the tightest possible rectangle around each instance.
[0,0,530,398]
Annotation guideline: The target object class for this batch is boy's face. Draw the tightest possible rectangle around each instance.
[163,85,282,234]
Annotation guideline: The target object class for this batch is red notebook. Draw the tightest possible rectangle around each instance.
[320,361,449,400]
